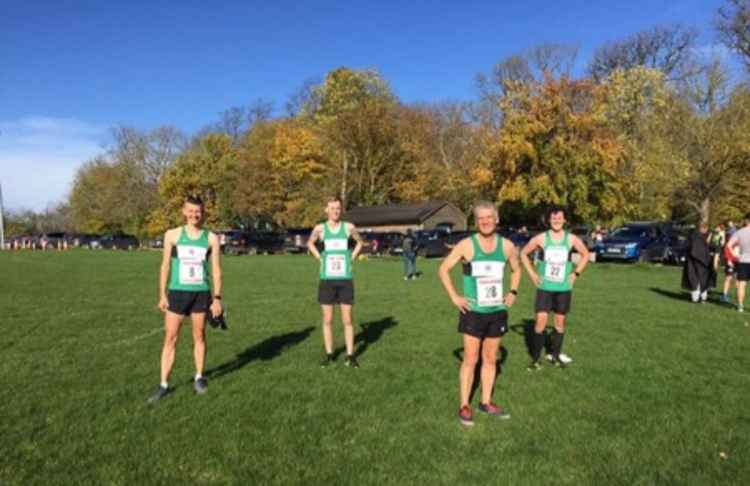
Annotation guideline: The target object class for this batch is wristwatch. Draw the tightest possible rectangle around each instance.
[510,289,518,296]
[213,295,222,300]
[574,271,581,277]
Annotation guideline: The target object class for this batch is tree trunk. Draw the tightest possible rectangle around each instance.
[340,154,348,210]
[700,197,710,224]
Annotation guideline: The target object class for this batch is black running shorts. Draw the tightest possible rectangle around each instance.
[167,290,211,315]
[318,279,354,305]
[458,310,508,339]
[535,289,572,314]
[737,263,750,282]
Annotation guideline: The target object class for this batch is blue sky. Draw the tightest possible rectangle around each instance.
[0,0,735,210]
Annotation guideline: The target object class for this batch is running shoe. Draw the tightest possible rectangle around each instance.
[458,405,474,426]
[148,385,169,403]
[546,353,573,365]
[478,402,510,419]
[344,355,360,368]
[320,354,335,368]
[527,361,542,372]
[194,377,208,394]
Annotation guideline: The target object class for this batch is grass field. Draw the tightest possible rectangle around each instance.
[1,250,749,485]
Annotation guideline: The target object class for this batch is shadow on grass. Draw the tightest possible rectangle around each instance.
[334,316,398,359]
[206,326,314,380]
[649,287,689,302]
[649,287,726,306]
[452,344,509,403]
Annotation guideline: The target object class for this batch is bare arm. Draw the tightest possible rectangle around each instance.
[158,230,174,311]
[209,233,222,297]
[348,224,364,261]
[438,238,472,313]
[208,233,223,317]
[520,234,544,287]
[307,225,323,261]
[570,234,590,278]
[504,239,521,307]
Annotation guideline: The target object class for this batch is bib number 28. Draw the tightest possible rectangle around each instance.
[326,255,346,277]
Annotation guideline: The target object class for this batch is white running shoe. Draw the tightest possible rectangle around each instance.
[546,353,573,364]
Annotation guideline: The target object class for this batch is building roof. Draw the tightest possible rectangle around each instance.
[345,201,460,226]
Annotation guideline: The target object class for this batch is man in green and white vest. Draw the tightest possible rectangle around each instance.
[149,195,223,403]
[439,202,521,426]
[307,197,364,368]
[521,207,589,370]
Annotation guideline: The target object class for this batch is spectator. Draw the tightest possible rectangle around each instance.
[682,222,716,303]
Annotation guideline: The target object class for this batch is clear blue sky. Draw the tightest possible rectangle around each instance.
[0,0,734,210]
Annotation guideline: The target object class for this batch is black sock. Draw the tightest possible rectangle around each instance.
[551,331,565,358]
[531,332,545,362]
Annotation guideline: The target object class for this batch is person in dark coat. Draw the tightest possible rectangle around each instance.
[682,222,716,302]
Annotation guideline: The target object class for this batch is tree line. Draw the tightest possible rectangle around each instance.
[6,1,750,239]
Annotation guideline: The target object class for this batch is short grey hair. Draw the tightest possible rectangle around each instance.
[472,201,498,219]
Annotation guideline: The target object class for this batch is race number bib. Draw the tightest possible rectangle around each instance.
[544,247,568,283]
[177,245,208,285]
[179,260,204,284]
[325,238,348,251]
[477,278,503,307]
[325,254,347,277]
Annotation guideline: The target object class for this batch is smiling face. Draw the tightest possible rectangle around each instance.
[182,201,203,226]
[549,210,566,232]
[325,200,342,223]
[475,207,498,237]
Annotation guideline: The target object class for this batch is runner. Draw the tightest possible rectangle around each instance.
[307,197,364,367]
[438,201,520,426]
[520,207,589,370]
[149,195,223,402]
[727,213,750,313]
[721,238,739,304]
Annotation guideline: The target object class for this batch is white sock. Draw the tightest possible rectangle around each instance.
[195,374,203,381]
[160,381,168,389]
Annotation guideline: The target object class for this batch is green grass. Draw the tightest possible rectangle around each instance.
[1,250,748,485]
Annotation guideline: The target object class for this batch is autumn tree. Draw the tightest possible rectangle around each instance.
[233,119,328,227]
[588,24,700,82]
[716,0,750,71]
[148,133,237,234]
[482,76,630,224]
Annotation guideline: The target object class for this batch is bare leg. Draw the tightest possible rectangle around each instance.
[480,337,500,405]
[738,281,747,309]
[191,312,207,377]
[340,304,355,356]
[321,305,334,354]
[460,334,481,407]
[160,311,183,385]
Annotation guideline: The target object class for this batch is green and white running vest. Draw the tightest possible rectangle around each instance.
[538,231,573,292]
[168,227,211,292]
[463,234,507,313]
[320,222,352,280]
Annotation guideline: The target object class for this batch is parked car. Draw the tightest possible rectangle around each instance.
[39,232,67,249]
[247,231,285,255]
[595,221,673,263]
[93,234,140,250]
[69,234,102,248]
[415,228,452,258]
[283,228,311,254]
[663,230,690,265]
[216,230,248,256]
[362,232,405,256]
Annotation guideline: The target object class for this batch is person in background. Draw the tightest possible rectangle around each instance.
[682,222,716,303]
[402,229,418,280]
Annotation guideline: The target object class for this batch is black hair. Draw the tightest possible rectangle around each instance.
[547,206,565,220]
[185,194,204,207]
